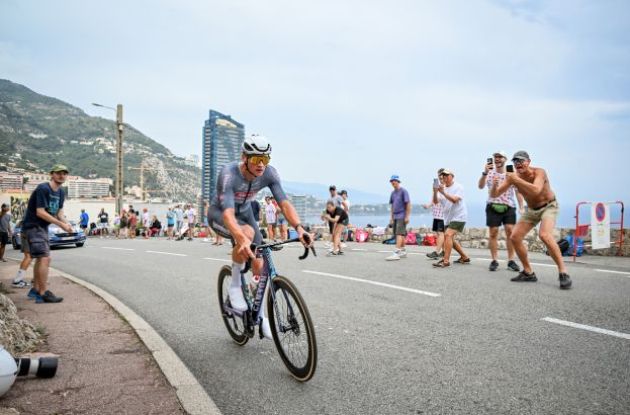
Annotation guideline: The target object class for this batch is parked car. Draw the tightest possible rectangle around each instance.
[12,221,86,250]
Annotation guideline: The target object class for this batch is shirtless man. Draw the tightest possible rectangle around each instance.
[491,151,572,289]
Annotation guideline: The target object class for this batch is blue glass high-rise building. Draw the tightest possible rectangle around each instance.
[201,110,245,206]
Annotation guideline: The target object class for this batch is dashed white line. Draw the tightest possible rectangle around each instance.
[542,317,630,340]
[302,270,441,297]
[145,250,187,257]
[594,269,630,277]
[351,248,367,251]
[203,257,231,263]
[102,247,135,251]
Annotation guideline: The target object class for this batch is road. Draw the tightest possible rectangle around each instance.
[14,238,630,414]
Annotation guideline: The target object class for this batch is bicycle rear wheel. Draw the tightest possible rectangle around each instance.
[267,275,317,381]
[217,265,248,346]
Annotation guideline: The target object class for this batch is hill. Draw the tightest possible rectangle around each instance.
[0,79,200,201]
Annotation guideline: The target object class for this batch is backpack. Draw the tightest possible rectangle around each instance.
[355,229,369,243]
[405,231,417,245]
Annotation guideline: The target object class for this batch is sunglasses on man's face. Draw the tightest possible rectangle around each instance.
[513,159,527,166]
[248,155,271,166]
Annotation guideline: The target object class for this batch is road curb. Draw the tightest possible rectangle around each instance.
[49,264,223,415]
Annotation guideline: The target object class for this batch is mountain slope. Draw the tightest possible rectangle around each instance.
[0,79,199,201]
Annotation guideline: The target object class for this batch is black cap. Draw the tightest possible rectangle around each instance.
[329,185,336,190]
[512,150,530,161]
[340,190,347,195]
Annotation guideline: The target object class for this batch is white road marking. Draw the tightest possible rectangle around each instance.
[542,317,630,340]
[102,247,135,251]
[302,270,441,297]
[146,250,187,257]
[378,250,393,253]
[594,269,630,277]
[351,248,367,251]
[203,257,231,263]
[530,262,556,268]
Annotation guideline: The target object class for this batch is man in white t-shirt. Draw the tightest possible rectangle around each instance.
[433,169,470,268]
[142,208,150,239]
[186,204,196,241]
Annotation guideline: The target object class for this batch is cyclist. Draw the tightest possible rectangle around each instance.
[208,134,312,337]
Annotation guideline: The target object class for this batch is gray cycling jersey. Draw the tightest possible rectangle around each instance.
[211,161,288,216]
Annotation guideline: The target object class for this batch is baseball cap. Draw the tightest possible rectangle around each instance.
[329,185,336,190]
[512,151,530,161]
[493,150,507,158]
[440,169,454,176]
[389,174,401,183]
[50,164,69,173]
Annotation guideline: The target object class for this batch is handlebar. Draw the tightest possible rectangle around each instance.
[241,235,316,275]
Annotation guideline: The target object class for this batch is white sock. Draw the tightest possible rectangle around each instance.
[231,263,244,288]
[13,269,26,283]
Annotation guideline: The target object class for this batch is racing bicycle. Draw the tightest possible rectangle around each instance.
[218,237,318,382]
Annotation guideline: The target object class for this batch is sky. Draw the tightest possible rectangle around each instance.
[1,0,629,216]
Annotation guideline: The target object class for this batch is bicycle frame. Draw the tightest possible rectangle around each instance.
[223,238,314,336]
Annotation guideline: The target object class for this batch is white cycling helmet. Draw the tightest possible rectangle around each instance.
[0,346,17,397]
[242,134,272,155]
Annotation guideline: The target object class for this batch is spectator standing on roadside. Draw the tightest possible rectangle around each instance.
[20,164,73,303]
[0,203,11,262]
[166,207,175,240]
[424,168,447,260]
[386,175,411,261]
[128,210,138,239]
[97,208,109,238]
[479,151,523,272]
[265,196,277,241]
[118,211,128,239]
[275,198,288,240]
[323,201,349,256]
[339,190,350,246]
[142,208,150,239]
[324,185,345,249]
[173,204,184,236]
[491,151,572,289]
[186,204,196,241]
[433,169,471,268]
[79,209,89,236]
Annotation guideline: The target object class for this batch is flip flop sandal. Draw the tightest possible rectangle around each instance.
[432,260,450,268]
[455,257,471,264]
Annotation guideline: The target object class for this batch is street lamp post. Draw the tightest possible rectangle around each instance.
[92,103,124,216]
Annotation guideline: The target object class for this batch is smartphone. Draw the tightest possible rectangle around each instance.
[487,157,493,164]
[506,165,514,173]
[433,178,440,188]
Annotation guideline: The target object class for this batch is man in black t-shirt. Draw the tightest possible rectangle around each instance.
[21,164,73,303]
[98,208,109,237]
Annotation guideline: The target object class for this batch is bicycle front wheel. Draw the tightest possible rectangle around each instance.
[267,275,317,382]
[217,265,248,346]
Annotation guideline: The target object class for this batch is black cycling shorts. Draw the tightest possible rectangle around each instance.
[485,204,517,227]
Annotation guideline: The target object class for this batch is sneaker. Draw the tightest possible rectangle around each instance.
[337,251,344,255]
[27,287,38,299]
[426,251,439,259]
[261,317,273,339]
[507,260,520,272]
[1,258,7,262]
[439,251,444,257]
[12,280,30,288]
[559,273,572,290]
[228,286,248,311]
[385,253,400,261]
[327,251,339,257]
[37,290,63,303]
[510,271,538,282]
[489,260,499,272]
[398,250,408,258]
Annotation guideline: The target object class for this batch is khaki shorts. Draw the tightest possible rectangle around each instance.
[392,219,407,236]
[21,226,50,258]
[521,200,559,225]
[446,221,466,233]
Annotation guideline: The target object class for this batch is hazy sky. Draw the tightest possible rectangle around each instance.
[2,0,629,210]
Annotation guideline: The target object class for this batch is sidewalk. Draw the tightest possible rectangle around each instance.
[0,261,185,415]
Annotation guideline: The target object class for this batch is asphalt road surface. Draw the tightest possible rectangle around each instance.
[13,237,630,414]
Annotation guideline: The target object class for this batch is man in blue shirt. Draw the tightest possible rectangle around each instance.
[386,175,411,261]
[79,209,89,236]
[21,164,74,303]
